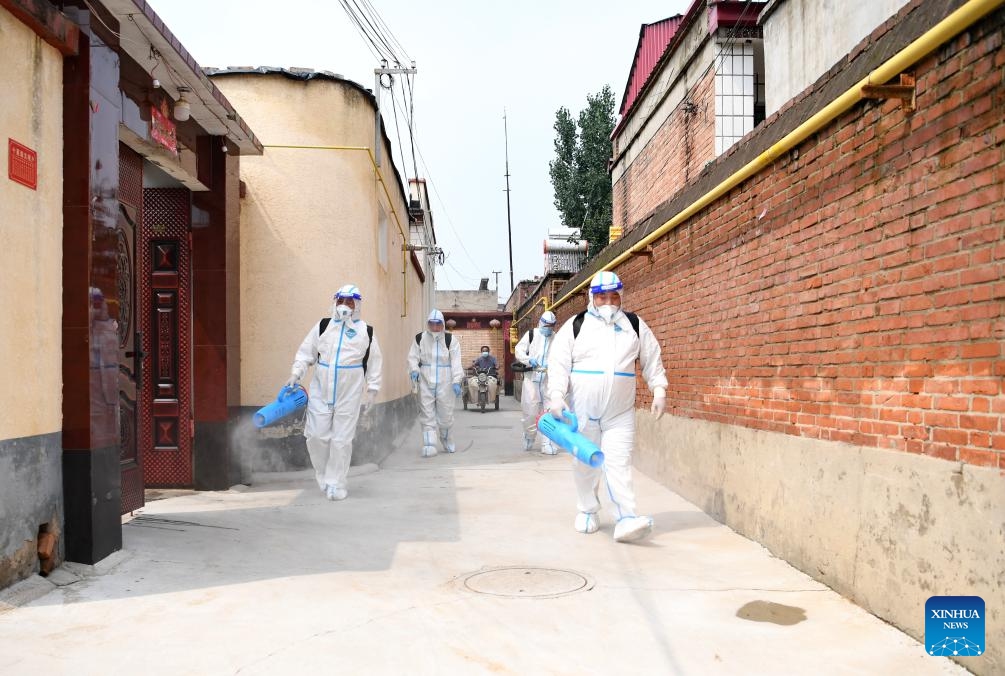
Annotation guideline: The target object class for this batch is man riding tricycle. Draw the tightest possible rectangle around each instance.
[463,345,500,412]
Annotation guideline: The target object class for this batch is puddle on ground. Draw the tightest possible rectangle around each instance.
[735,600,807,625]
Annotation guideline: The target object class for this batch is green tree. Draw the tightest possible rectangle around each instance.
[548,85,615,257]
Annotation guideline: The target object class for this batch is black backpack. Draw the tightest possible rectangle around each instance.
[319,318,375,374]
[415,332,453,348]
[572,311,640,339]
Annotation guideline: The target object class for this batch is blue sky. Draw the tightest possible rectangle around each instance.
[150,0,689,299]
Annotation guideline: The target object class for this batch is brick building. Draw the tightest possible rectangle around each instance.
[547,0,1005,672]
[439,283,514,394]
[611,1,766,235]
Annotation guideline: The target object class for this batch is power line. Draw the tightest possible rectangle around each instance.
[337,0,387,62]
[412,140,480,274]
[335,3,481,288]
[445,256,479,285]
[384,76,481,284]
[349,0,399,62]
[358,0,411,64]
[406,75,419,180]
[390,79,418,180]
[386,76,410,186]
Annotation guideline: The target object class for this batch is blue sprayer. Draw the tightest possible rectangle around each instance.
[537,411,605,468]
[253,385,308,428]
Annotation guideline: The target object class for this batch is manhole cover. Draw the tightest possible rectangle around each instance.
[463,567,592,598]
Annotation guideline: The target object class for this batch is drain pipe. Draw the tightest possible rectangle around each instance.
[550,0,1005,312]
[263,144,410,317]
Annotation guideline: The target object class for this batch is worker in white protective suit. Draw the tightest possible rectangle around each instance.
[286,284,382,501]
[547,271,668,543]
[407,309,464,457]
[515,311,558,454]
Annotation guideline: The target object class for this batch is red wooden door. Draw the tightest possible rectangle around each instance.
[140,188,193,487]
[118,147,144,513]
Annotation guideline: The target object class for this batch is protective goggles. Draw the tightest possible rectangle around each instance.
[590,280,623,293]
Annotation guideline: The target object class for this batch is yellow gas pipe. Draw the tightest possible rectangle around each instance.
[550,0,1005,311]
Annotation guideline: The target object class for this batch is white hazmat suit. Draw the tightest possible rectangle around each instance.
[515,311,557,454]
[289,285,382,500]
[408,310,464,457]
[547,271,667,542]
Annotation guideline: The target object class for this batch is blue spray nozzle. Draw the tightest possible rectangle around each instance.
[537,411,604,468]
[254,384,308,428]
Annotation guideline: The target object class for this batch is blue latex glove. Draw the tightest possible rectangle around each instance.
[410,371,419,383]
[453,383,462,397]
[528,358,538,368]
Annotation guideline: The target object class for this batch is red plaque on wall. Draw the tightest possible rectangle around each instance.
[8,139,37,190]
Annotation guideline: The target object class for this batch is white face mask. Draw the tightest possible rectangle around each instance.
[539,326,553,336]
[596,305,619,322]
[333,303,352,321]
[481,351,489,357]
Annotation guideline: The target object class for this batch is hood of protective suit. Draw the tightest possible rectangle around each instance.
[332,284,363,322]
[426,309,446,340]
[539,310,557,327]
[587,271,625,324]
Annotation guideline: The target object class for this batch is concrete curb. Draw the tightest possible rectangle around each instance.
[0,575,55,613]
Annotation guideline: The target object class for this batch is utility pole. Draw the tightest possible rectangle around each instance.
[492,270,502,292]
[374,60,417,167]
[503,109,514,292]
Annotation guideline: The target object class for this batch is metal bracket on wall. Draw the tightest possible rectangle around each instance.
[630,245,654,260]
[860,73,916,112]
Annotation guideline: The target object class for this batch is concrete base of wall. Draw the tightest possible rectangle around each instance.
[636,413,1004,674]
[62,445,121,566]
[233,394,417,476]
[352,394,417,466]
[0,433,63,590]
[193,414,253,491]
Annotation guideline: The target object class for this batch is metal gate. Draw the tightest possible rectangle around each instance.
[140,188,193,487]
[118,147,143,514]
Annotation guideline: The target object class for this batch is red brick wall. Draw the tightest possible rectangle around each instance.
[451,328,505,371]
[558,10,1005,469]
[614,66,716,232]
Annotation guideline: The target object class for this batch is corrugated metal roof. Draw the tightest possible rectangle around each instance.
[618,16,684,118]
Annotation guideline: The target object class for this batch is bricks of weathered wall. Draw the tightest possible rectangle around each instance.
[450,328,505,371]
[552,3,1004,672]
[561,1,1005,470]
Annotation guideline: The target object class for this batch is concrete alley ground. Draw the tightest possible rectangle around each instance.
[0,397,968,675]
